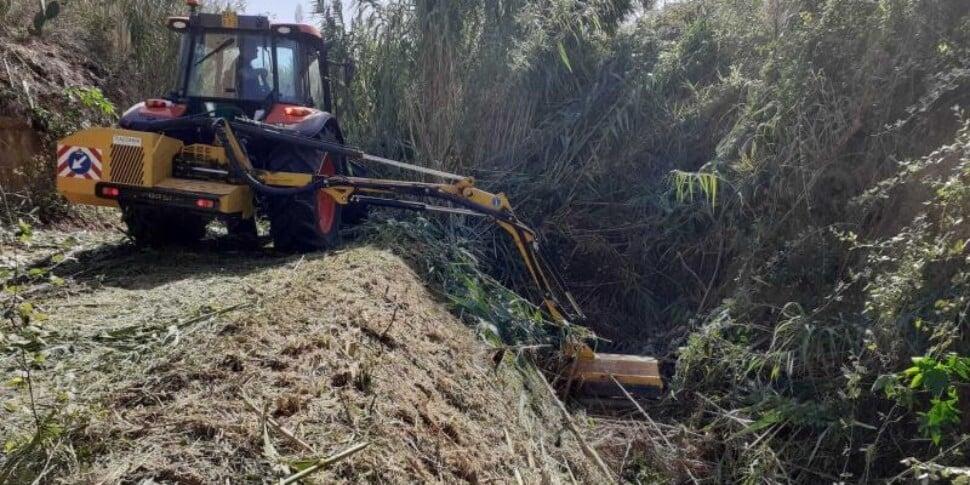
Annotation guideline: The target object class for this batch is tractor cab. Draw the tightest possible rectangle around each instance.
[120,9,335,132]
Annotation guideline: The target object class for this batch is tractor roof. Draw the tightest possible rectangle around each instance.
[166,12,323,42]
[271,23,322,39]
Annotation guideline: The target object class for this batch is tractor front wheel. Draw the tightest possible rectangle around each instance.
[265,129,345,252]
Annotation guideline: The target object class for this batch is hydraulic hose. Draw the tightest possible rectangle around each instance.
[210,118,333,197]
[227,120,363,159]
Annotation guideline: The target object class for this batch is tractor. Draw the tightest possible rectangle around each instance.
[64,4,356,250]
[54,1,667,398]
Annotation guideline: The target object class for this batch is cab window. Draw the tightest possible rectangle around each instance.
[308,57,324,109]
[276,39,305,104]
[186,32,273,100]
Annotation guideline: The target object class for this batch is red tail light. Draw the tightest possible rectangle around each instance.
[283,106,313,117]
[195,198,215,209]
[101,187,120,198]
[145,98,172,109]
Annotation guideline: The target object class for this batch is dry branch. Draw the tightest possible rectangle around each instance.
[242,394,316,454]
[277,442,370,485]
[536,366,615,483]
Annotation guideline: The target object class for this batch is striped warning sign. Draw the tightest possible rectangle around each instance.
[57,145,103,180]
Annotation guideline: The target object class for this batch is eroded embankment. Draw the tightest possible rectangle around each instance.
[0,231,605,483]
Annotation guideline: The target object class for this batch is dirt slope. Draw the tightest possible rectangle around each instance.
[1,230,605,483]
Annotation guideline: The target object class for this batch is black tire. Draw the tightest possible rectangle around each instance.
[226,216,257,236]
[265,128,345,252]
[121,204,209,247]
[225,216,260,248]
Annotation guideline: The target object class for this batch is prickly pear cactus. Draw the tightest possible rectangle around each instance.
[28,0,60,36]
[45,1,60,19]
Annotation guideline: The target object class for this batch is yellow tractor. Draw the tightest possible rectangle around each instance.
[55,2,666,398]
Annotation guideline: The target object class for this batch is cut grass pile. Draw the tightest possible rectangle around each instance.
[1,230,607,483]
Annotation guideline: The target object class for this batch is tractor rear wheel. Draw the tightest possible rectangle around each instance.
[121,204,209,247]
[224,216,260,248]
[265,129,345,252]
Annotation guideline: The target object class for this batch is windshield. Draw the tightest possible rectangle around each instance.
[185,32,275,100]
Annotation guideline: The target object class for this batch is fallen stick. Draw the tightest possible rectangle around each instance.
[177,301,253,329]
[278,441,370,485]
[535,366,615,483]
[242,394,316,454]
[513,468,525,485]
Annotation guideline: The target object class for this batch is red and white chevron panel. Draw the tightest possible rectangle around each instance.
[56,144,104,180]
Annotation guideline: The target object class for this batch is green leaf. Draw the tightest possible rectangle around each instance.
[734,409,782,437]
[556,42,573,73]
[919,396,961,446]
[16,219,32,241]
[17,302,33,317]
[872,374,896,395]
[947,355,970,380]
[910,372,924,389]
[922,368,950,397]
[4,439,20,453]
[948,239,966,256]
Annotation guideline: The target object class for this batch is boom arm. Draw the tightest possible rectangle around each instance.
[218,119,585,324]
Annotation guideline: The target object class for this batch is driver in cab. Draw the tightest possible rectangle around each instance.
[235,39,268,98]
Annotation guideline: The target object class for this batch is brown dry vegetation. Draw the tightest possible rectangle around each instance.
[1,231,608,483]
